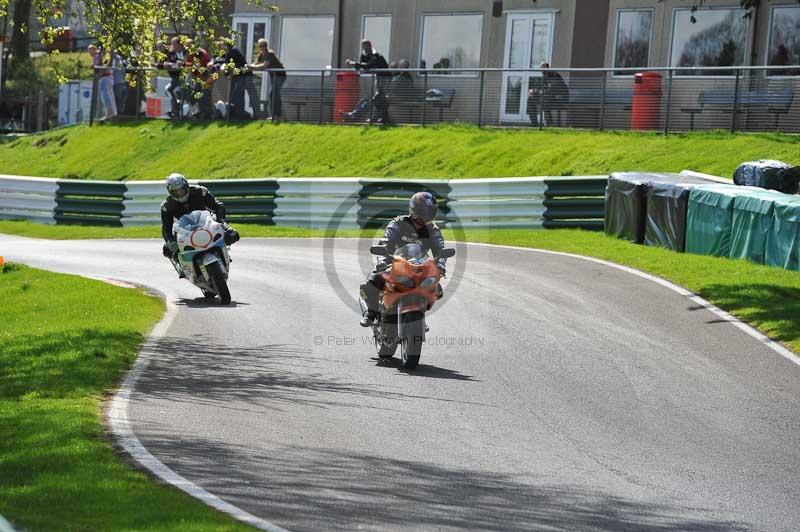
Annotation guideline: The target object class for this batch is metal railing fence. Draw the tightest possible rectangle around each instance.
[88,65,800,134]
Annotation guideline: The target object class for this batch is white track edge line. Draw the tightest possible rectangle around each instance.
[105,283,292,532]
[467,242,800,368]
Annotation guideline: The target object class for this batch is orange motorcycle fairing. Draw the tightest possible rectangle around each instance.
[381,256,441,312]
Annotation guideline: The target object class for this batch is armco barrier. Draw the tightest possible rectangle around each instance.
[273,178,362,229]
[1,176,609,229]
[0,175,58,224]
[56,179,126,226]
[199,179,279,225]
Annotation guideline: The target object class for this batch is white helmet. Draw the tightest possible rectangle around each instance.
[166,173,189,203]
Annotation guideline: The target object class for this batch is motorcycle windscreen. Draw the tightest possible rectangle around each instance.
[174,210,213,234]
[394,243,429,264]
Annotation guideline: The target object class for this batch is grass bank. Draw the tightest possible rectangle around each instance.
[1,122,798,180]
[2,221,798,354]
[0,263,252,531]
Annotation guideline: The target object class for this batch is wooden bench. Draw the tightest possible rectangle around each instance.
[564,88,632,128]
[392,88,456,123]
[568,88,633,110]
[681,88,795,131]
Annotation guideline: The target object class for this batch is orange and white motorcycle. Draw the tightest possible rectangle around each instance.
[362,242,455,370]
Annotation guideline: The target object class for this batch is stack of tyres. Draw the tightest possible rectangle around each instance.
[604,173,649,243]
[733,160,800,194]
[644,177,715,252]
[729,189,787,264]
[606,172,713,246]
[685,185,757,257]
[765,195,800,271]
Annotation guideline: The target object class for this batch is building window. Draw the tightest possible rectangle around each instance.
[613,9,653,74]
[419,13,483,74]
[361,15,392,60]
[279,16,336,70]
[767,6,800,76]
[670,8,749,76]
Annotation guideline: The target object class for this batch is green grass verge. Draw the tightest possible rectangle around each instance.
[1,121,798,180]
[2,221,799,355]
[0,263,253,531]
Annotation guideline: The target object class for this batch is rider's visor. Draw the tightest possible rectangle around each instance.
[412,204,436,223]
[170,185,190,203]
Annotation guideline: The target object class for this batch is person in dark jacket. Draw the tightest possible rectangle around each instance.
[161,174,240,269]
[215,39,257,120]
[382,58,416,124]
[359,191,448,327]
[154,37,186,118]
[527,62,569,127]
[343,39,391,123]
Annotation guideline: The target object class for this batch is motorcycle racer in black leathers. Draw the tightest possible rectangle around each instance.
[359,191,447,327]
[160,173,240,263]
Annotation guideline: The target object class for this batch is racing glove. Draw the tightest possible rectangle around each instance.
[162,240,179,258]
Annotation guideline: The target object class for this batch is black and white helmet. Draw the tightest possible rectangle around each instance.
[166,173,190,203]
[409,191,438,223]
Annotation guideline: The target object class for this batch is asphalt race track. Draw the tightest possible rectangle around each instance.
[3,234,800,532]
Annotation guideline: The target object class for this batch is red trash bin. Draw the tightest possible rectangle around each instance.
[631,72,662,131]
[334,71,360,123]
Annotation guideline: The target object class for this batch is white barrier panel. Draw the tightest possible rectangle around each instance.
[0,175,58,224]
[274,178,362,229]
[122,183,163,226]
[122,180,203,226]
[447,178,549,228]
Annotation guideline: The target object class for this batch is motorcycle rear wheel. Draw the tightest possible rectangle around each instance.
[400,311,425,370]
[206,262,231,305]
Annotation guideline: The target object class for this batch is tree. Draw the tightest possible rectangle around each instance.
[9,0,33,63]
[0,0,277,62]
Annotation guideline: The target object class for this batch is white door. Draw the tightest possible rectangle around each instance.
[232,15,272,115]
[500,13,554,123]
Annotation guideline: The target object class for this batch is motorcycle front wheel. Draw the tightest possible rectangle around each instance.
[376,338,397,359]
[400,311,425,370]
[206,261,231,305]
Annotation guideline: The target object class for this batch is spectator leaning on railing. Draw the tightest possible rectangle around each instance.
[249,39,286,123]
[528,62,569,128]
[342,39,391,123]
[88,44,117,120]
[215,39,258,120]
[111,50,128,114]
[153,37,186,118]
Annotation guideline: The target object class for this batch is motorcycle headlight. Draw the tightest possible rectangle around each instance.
[420,277,438,289]
[394,276,416,288]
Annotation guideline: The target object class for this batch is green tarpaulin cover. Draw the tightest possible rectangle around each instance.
[730,189,787,264]
[686,185,757,257]
[765,195,800,271]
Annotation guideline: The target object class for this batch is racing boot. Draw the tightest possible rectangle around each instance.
[359,282,381,327]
